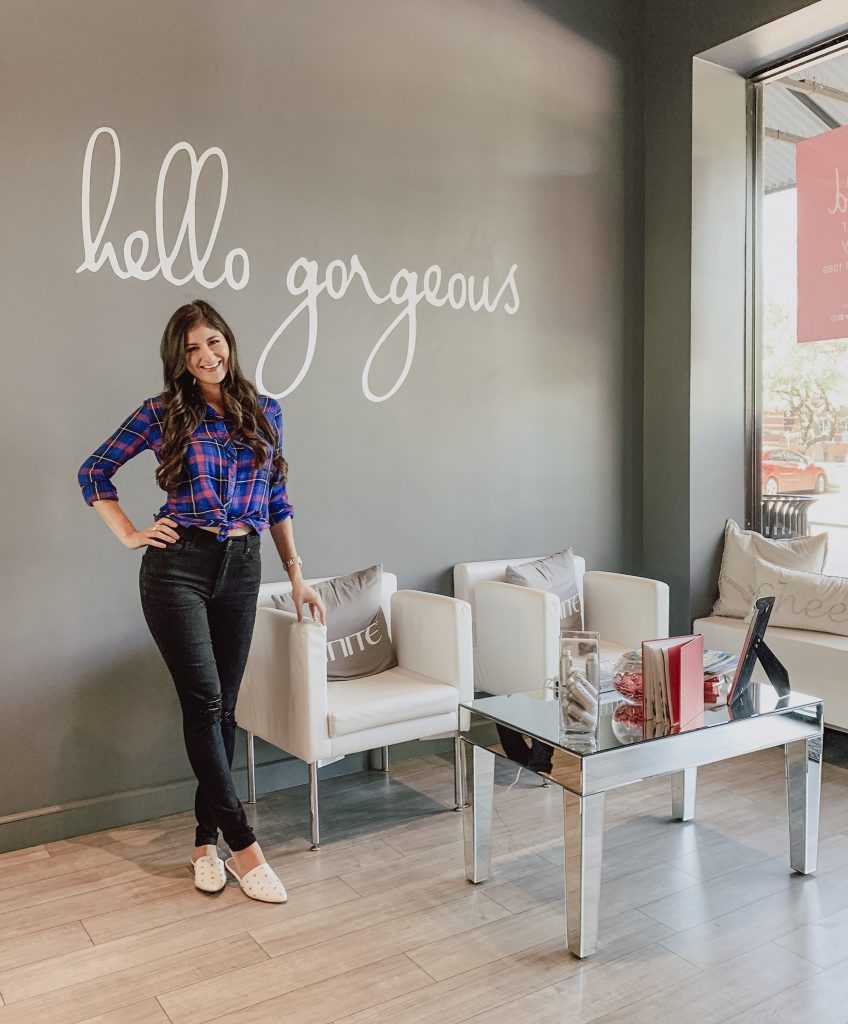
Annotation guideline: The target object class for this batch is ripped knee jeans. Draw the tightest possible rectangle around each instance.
[139,526,261,852]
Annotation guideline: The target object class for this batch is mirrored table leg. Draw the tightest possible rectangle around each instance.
[463,741,495,884]
[671,767,697,821]
[785,736,822,874]
[563,790,605,957]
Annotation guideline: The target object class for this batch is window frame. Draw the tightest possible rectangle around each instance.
[746,39,848,532]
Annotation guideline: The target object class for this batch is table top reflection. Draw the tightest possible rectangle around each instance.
[460,683,822,758]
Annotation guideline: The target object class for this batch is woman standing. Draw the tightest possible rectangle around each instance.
[78,299,325,903]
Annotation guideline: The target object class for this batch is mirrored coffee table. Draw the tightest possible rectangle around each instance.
[459,684,823,958]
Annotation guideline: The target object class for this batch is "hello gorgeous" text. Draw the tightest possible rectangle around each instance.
[76,127,520,402]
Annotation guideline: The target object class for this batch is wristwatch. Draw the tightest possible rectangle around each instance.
[283,555,302,572]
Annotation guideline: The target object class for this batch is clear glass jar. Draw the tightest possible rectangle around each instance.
[613,650,643,703]
[559,644,599,736]
[611,701,644,744]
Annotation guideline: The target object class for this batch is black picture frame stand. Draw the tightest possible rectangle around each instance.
[728,596,791,710]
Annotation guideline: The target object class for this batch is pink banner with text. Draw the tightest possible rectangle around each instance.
[797,124,848,343]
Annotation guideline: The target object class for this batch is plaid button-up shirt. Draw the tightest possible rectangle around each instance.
[78,393,293,541]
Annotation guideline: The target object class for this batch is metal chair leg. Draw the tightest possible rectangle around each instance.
[380,745,389,773]
[309,762,320,851]
[246,732,256,804]
[454,735,465,810]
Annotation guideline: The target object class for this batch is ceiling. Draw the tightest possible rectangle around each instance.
[764,50,848,194]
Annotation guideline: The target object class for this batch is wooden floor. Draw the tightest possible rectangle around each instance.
[2,749,848,1024]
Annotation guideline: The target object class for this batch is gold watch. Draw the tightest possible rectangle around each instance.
[283,555,302,572]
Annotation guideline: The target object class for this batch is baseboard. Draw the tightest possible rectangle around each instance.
[0,736,460,855]
[824,727,848,768]
[13,722,836,855]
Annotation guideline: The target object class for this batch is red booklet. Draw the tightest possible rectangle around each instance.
[641,634,705,737]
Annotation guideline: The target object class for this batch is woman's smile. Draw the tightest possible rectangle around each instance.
[185,323,229,385]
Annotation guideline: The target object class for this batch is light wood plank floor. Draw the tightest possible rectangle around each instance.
[2,748,848,1024]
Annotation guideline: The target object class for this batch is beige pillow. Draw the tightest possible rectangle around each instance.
[752,557,848,637]
[713,519,828,619]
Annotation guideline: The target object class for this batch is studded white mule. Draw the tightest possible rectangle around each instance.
[224,857,287,903]
[189,854,227,893]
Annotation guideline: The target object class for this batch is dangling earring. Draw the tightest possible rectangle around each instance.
[191,376,197,386]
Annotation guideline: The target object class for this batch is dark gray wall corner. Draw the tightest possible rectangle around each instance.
[0,0,645,850]
[529,0,647,575]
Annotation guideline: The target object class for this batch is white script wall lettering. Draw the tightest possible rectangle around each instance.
[76,128,520,402]
[76,127,249,290]
[256,255,520,403]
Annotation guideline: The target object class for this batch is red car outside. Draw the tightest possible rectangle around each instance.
[762,448,828,495]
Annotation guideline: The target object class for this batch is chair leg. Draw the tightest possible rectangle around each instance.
[454,735,465,810]
[246,732,256,805]
[368,746,390,772]
[309,762,320,851]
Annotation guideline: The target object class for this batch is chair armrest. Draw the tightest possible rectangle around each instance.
[391,591,473,703]
[475,581,560,695]
[236,607,332,763]
[583,571,670,648]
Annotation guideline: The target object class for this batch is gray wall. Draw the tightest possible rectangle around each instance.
[0,0,644,850]
[642,0,847,633]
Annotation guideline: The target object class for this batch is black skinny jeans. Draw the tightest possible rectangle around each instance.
[139,525,261,852]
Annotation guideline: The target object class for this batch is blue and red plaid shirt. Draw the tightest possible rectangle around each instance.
[78,394,293,541]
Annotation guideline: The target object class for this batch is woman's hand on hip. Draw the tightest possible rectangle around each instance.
[124,517,181,550]
[291,581,326,625]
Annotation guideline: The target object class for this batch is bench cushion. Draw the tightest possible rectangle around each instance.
[695,613,848,730]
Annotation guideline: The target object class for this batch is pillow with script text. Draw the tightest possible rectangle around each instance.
[751,558,848,637]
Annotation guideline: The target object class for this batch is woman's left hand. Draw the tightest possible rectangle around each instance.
[291,580,326,625]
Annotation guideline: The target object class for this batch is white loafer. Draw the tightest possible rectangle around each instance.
[224,858,288,903]
[189,854,226,893]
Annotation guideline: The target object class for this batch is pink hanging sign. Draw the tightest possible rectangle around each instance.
[797,124,848,343]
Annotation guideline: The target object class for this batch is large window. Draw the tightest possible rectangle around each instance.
[757,51,848,574]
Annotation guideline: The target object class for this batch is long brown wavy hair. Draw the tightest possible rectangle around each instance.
[156,300,287,494]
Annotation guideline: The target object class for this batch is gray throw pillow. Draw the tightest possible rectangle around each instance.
[272,564,398,680]
[505,549,582,630]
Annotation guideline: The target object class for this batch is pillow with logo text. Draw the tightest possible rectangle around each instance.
[713,519,828,619]
[272,564,398,680]
[750,557,848,637]
[505,549,582,630]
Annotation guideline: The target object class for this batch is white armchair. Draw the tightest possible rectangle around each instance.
[454,556,669,695]
[236,572,473,849]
